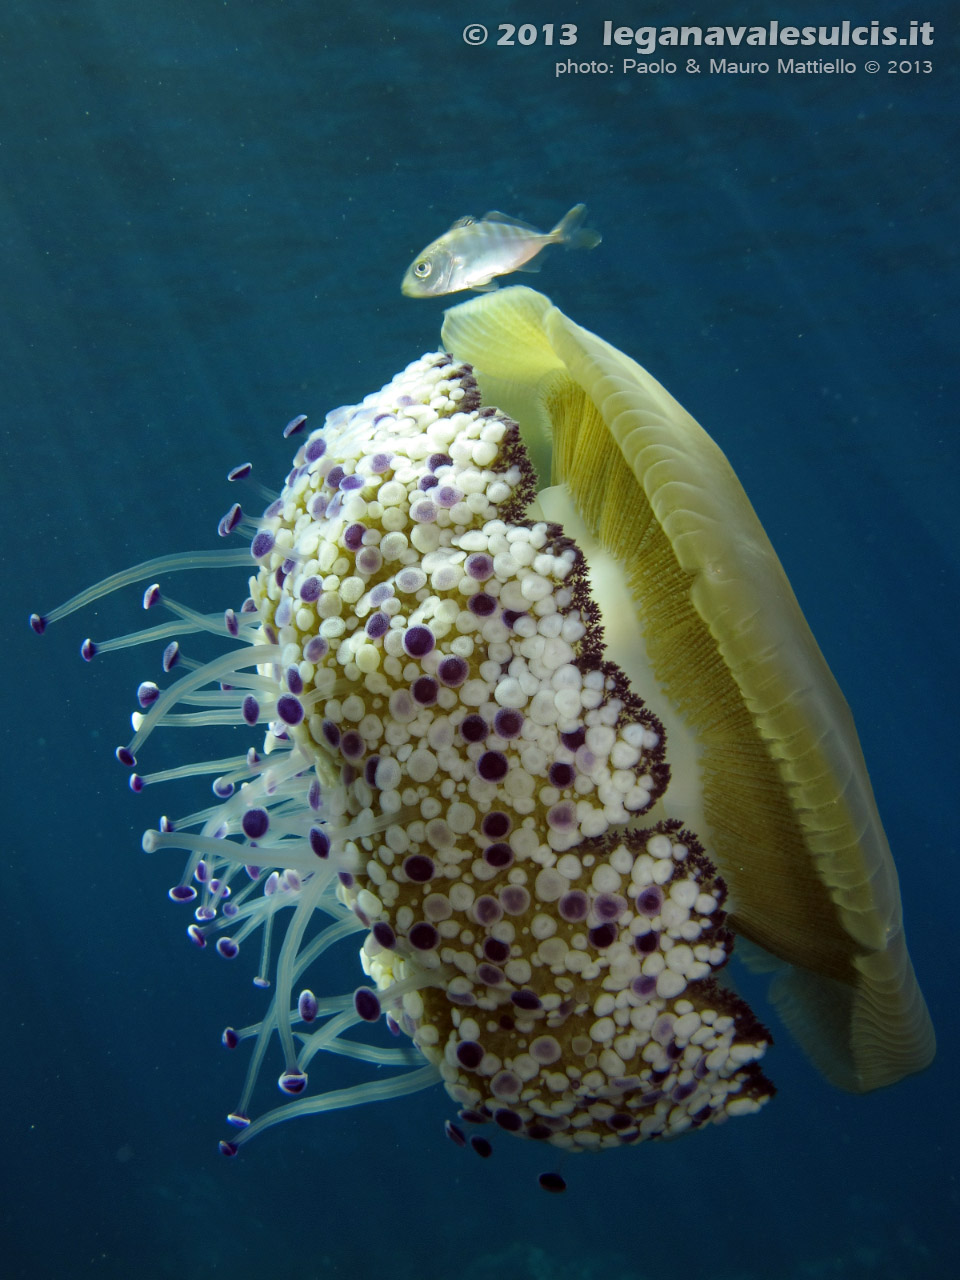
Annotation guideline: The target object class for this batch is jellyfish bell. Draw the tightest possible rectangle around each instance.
[440,285,935,1093]
[30,288,931,1173]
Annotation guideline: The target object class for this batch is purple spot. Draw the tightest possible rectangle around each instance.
[456,1041,484,1070]
[493,709,523,738]
[548,761,575,788]
[437,655,468,686]
[483,937,510,963]
[279,1070,307,1096]
[366,611,390,639]
[341,731,364,762]
[458,1108,489,1125]
[436,486,463,508]
[419,474,439,491]
[221,1027,239,1049]
[483,842,513,869]
[466,553,493,581]
[305,435,326,462]
[632,974,658,998]
[636,886,664,917]
[321,721,341,750]
[403,854,435,883]
[242,809,269,840]
[635,931,659,954]
[161,641,180,671]
[344,522,365,550]
[588,923,617,949]
[137,681,160,709]
[477,751,508,782]
[300,576,321,602]
[304,635,328,663]
[29,613,47,635]
[276,694,304,726]
[410,499,438,523]
[286,667,304,695]
[428,452,452,470]
[356,547,383,574]
[309,827,330,858]
[473,895,502,926]
[560,727,586,750]
[354,987,381,1022]
[251,530,275,559]
[341,474,364,492]
[169,884,196,903]
[283,414,308,438]
[445,1120,467,1147]
[594,892,626,921]
[490,1069,520,1098]
[547,802,576,831]
[499,885,530,915]
[299,990,319,1022]
[373,922,396,949]
[467,592,497,617]
[471,1137,493,1159]
[481,811,511,839]
[364,756,380,785]
[325,465,345,490]
[412,676,438,705]
[403,626,435,658]
[370,452,392,473]
[494,1108,523,1132]
[460,714,488,743]
[218,503,242,537]
[558,890,589,923]
[501,610,526,629]
[408,922,439,951]
[476,963,505,986]
[511,989,542,1011]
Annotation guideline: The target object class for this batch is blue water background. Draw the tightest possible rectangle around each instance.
[1,2,957,1277]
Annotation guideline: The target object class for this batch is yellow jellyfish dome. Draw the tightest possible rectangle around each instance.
[440,285,935,1094]
[30,286,931,1167]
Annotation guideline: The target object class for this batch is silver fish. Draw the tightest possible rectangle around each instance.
[401,203,601,297]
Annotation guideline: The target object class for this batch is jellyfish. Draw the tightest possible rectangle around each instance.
[30,286,932,1164]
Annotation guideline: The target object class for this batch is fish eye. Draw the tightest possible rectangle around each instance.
[414,261,431,279]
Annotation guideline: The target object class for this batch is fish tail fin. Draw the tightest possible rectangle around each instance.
[550,203,602,250]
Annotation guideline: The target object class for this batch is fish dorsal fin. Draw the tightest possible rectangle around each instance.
[480,210,540,233]
[449,216,477,230]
